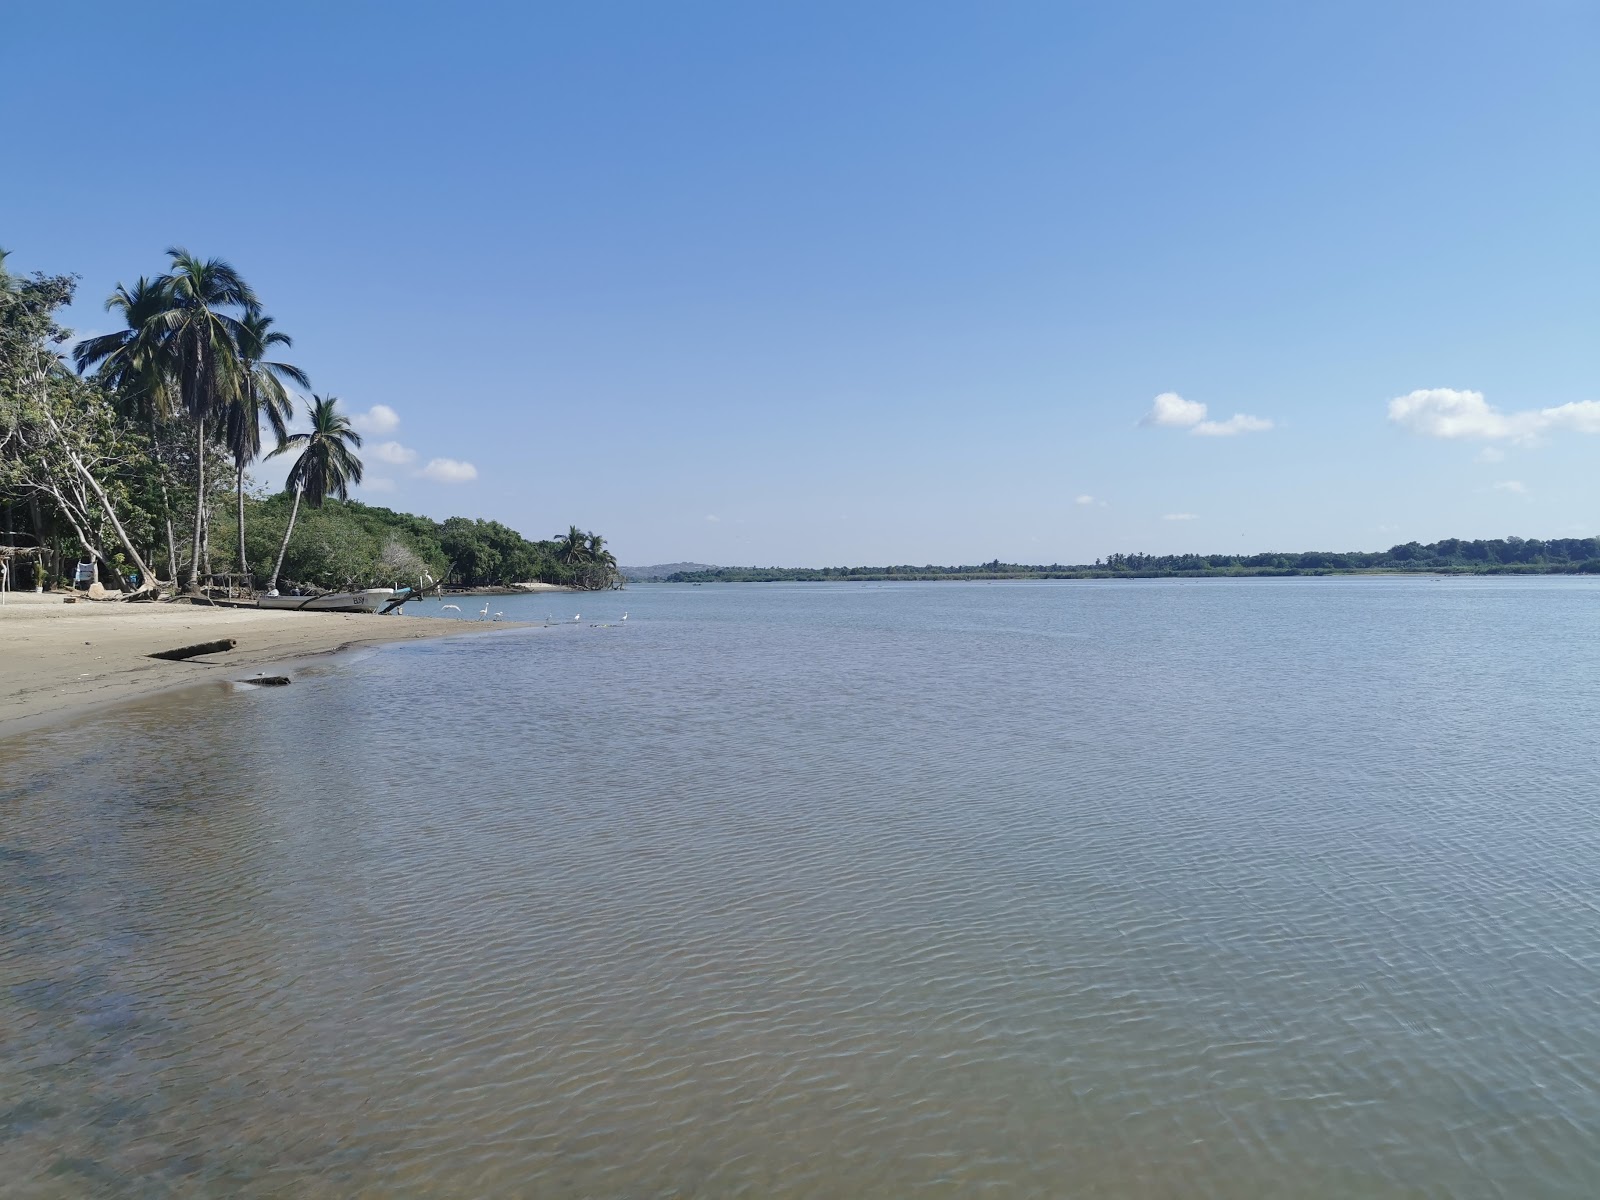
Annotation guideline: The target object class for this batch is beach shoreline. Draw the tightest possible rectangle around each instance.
[0,592,515,741]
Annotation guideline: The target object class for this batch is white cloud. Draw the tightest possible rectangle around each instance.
[362,476,397,493]
[350,403,401,435]
[1140,391,1207,428]
[1162,512,1199,521]
[1492,480,1527,494]
[1140,392,1272,437]
[1388,388,1600,443]
[1075,494,1108,507]
[417,457,477,483]
[1476,446,1506,463]
[1193,413,1274,437]
[705,514,720,522]
[372,440,418,465]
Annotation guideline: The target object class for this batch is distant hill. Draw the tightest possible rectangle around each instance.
[620,562,720,581]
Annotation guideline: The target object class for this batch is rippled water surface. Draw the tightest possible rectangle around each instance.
[5,578,1600,1197]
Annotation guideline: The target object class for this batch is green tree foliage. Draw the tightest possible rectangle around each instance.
[1,261,160,586]
[206,498,613,591]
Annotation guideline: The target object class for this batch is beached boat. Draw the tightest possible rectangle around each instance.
[257,588,400,613]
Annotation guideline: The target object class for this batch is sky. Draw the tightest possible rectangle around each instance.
[6,1,1598,566]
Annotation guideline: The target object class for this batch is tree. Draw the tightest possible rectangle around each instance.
[73,277,184,581]
[265,394,364,592]
[555,524,589,565]
[153,248,258,588]
[582,531,618,587]
[225,311,306,575]
[2,266,158,588]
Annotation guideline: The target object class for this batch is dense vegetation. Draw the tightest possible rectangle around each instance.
[0,248,618,592]
[666,538,1600,582]
[202,499,617,591]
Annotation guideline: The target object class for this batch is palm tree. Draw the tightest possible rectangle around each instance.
[226,311,307,576]
[72,279,177,422]
[153,248,257,588]
[586,533,616,571]
[555,525,589,566]
[73,278,183,580]
[265,394,363,593]
[581,532,618,589]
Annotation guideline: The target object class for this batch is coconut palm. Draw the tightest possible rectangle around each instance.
[555,525,589,566]
[265,394,363,593]
[73,278,185,580]
[226,312,307,576]
[586,532,614,568]
[152,248,258,588]
[73,279,178,421]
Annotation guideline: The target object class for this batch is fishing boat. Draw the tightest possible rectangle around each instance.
[257,588,401,613]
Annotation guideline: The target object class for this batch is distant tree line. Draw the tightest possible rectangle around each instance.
[664,538,1600,583]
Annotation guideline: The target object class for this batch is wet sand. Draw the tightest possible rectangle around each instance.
[0,592,498,738]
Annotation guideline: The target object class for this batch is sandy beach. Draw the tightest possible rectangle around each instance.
[0,592,491,738]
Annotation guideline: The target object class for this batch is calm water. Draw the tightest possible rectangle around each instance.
[4,578,1600,1197]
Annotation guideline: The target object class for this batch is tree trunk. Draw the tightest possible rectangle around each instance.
[201,499,213,580]
[236,462,249,577]
[166,514,179,585]
[187,418,205,589]
[147,419,178,588]
[267,485,302,593]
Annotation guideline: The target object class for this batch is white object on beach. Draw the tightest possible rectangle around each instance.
[257,588,398,613]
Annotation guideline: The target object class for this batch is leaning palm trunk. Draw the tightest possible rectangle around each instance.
[266,484,303,593]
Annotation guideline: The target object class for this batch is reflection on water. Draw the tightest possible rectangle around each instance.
[5,579,1600,1197]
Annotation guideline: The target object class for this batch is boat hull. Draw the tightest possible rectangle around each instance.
[257,589,398,613]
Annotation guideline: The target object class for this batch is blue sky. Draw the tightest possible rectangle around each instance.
[6,1,1597,565]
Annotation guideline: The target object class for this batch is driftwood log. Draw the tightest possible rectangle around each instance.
[148,638,238,662]
[239,676,290,686]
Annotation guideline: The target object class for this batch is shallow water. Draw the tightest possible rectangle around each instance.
[4,578,1600,1197]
